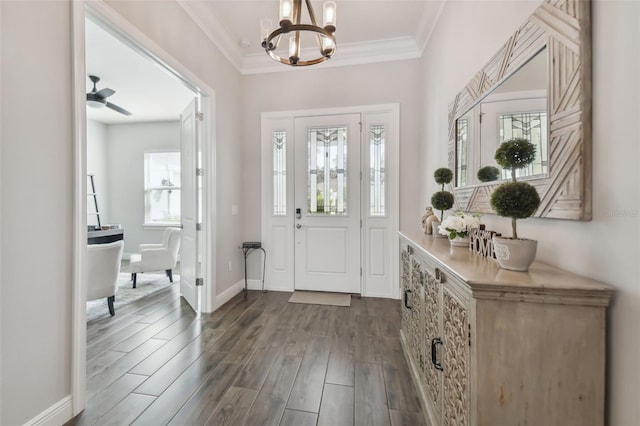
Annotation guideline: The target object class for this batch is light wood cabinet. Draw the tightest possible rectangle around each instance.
[399,231,612,426]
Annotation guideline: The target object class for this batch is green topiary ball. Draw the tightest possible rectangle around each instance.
[434,168,453,185]
[490,181,541,219]
[431,191,454,211]
[477,166,500,182]
[494,138,537,170]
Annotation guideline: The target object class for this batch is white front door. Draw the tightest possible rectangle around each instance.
[293,114,361,293]
[180,98,200,312]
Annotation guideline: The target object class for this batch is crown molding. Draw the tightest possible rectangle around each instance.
[241,37,422,75]
[177,1,443,75]
[176,0,244,73]
[416,0,448,54]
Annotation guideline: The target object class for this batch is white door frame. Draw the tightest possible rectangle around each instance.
[71,1,217,416]
[261,104,399,298]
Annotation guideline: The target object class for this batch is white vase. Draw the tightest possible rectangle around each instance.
[449,235,469,247]
[492,236,537,271]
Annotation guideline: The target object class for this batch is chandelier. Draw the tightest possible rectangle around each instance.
[261,0,337,66]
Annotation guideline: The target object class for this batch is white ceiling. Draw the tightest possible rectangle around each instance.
[85,1,445,123]
[85,18,195,124]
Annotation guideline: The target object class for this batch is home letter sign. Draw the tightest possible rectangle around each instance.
[470,225,501,259]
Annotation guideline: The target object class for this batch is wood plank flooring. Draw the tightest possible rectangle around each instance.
[67,285,425,426]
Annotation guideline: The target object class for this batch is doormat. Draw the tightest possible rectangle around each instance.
[288,291,351,307]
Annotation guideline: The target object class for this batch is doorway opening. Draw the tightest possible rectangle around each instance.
[84,16,200,317]
[71,1,216,417]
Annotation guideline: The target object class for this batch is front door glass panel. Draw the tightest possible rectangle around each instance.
[307,126,347,215]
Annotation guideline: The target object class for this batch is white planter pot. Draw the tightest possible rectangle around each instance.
[492,236,537,271]
[449,235,469,247]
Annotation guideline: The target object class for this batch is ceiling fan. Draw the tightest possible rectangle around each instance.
[86,75,132,116]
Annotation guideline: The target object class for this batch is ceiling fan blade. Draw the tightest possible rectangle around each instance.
[95,88,115,98]
[106,102,132,116]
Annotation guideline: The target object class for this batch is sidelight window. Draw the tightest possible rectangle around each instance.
[273,130,287,216]
[369,124,386,216]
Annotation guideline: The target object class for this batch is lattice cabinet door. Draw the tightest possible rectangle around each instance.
[422,267,442,424]
[441,286,470,426]
[408,257,425,370]
[400,248,412,337]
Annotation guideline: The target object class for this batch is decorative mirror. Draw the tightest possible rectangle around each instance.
[448,0,592,220]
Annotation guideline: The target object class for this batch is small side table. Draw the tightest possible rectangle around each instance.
[241,241,266,294]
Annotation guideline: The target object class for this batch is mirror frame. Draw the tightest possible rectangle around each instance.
[448,0,592,220]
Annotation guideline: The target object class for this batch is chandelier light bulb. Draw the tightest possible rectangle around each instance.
[260,18,272,43]
[280,0,293,26]
[323,1,337,32]
[322,36,334,54]
[289,36,299,64]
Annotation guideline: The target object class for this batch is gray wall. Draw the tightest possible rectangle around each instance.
[0,0,244,423]
[241,59,424,241]
[87,120,110,226]
[418,1,640,424]
[105,121,181,256]
[1,2,73,424]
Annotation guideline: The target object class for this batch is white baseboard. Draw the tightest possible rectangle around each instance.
[213,280,244,310]
[23,395,73,426]
[213,280,294,310]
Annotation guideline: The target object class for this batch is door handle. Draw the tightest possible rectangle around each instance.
[431,338,443,371]
[404,289,412,309]
[296,223,302,229]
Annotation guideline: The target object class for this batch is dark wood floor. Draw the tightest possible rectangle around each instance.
[68,284,425,426]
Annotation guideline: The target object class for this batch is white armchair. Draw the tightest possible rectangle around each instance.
[129,227,181,288]
[87,240,124,316]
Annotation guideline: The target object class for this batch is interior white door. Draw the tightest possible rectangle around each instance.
[180,98,200,312]
[294,114,361,293]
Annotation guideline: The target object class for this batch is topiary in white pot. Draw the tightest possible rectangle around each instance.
[489,138,541,271]
[430,167,454,238]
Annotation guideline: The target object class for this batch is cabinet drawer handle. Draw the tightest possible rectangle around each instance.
[404,289,412,310]
[431,338,443,371]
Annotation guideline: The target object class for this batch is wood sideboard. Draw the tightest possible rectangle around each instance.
[398,230,613,426]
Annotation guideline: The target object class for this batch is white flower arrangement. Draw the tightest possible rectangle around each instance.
[438,211,481,240]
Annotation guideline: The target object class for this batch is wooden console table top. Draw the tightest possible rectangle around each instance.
[399,230,613,306]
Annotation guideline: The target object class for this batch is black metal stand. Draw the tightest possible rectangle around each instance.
[242,241,266,295]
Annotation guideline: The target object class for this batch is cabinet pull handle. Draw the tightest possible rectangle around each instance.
[404,289,412,310]
[431,338,443,371]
